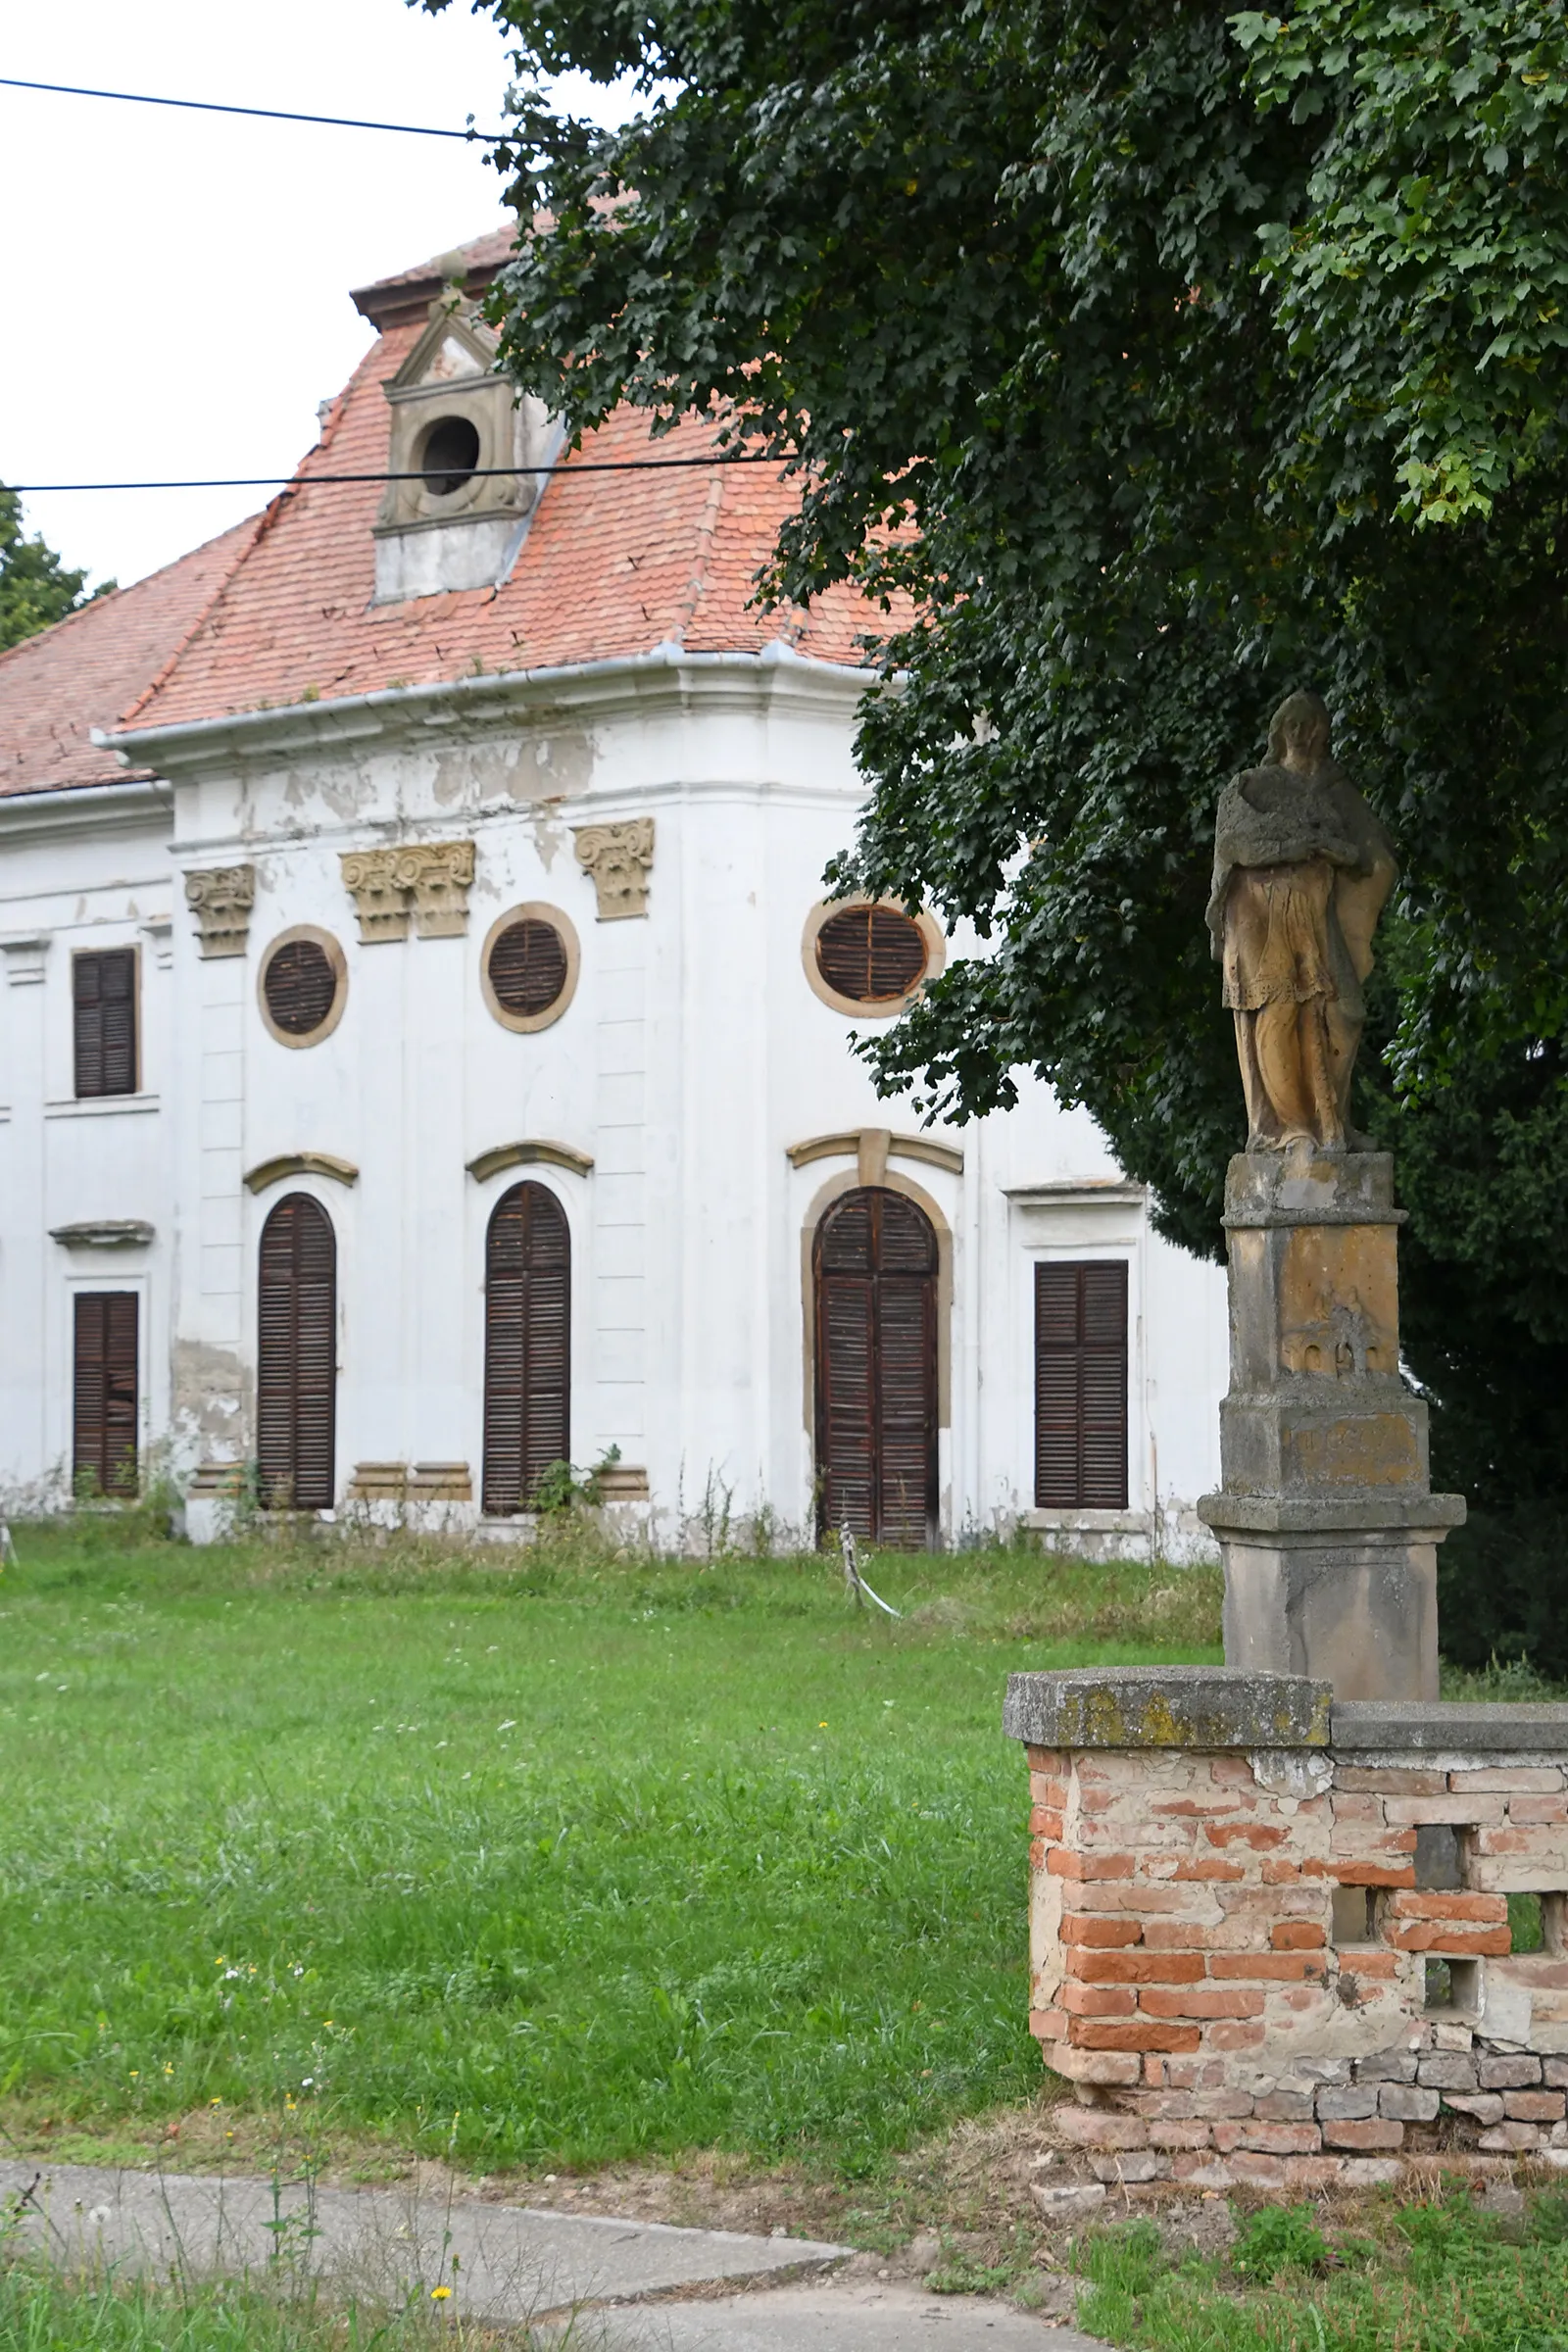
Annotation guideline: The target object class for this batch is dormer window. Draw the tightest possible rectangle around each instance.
[372,297,557,603]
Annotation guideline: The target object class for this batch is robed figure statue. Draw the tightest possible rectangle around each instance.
[1206,692,1397,1152]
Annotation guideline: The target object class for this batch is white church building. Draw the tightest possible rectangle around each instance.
[0,230,1226,1553]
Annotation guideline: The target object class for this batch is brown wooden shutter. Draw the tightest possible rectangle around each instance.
[487,919,568,1018]
[1034,1260,1128,1510]
[482,1182,570,1513]
[74,949,137,1098]
[814,1186,938,1546]
[74,1292,139,1497]
[263,939,338,1036]
[257,1194,337,1508]
[815,906,927,1003]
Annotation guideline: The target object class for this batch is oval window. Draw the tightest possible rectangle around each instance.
[480,905,580,1034]
[489,917,567,1018]
[259,930,346,1048]
[418,415,480,496]
[814,905,928,1004]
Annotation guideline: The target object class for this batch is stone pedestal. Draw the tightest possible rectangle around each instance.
[1199,1152,1463,1700]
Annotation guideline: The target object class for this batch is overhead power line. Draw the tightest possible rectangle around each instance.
[0,74,507,141]
[10,456,789,493]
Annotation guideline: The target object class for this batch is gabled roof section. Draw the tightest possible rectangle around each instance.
[0,515,260,799]
[122,258,873,735]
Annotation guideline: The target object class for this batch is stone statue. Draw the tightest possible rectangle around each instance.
[1205,691,1397,1152]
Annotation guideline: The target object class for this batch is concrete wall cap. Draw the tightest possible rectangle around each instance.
[1332,1699,1568,1751]
[1004,1666,1332,1750]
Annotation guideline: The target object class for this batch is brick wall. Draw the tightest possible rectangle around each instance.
[1023,1735,1568,2189]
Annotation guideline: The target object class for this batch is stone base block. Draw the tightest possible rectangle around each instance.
[1213,1517,1446,1701]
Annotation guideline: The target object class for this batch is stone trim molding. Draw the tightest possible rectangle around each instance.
[478,903,581,1034]
[0,933,49,986]
[1004,1666,1333,1752]
[785,1129,964,1177]
[573,818,655,919]
[243,1152,359,1195]
[348,1462,473,1502]
[184,864,256,958]
[800,895,947,1019]
[49,1219,156,1249]
[466,1140,594,1183]
[339,840,475,942]
[257,925,348,1050]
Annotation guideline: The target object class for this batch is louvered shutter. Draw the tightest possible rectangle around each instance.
[73,1291,138,1497]
[482,1182,570,1513]
[814,1187,938,1546]
[1034,1260,1128,1509]
[257,1194,337,1509]
[815,906,927,1004]
[263,940,337,1037]
[74,950,137,1099]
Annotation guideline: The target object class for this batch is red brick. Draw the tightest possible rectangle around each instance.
[1029,2007,1067,2041]
[1385,1924,1511,1956]
[1060,1981,1139,2018]
[1068,2019,1202,2053]
[1067,1949,1206,1984]
[1045,2044,1144,2086]
[1209,2022,1268,2051]
[1285,2156,1348,2190]
[1060,1914,1145,1947]
[1346,1950,1402,1980]
[1271,1922,1326,1950]
[1229,2152,1288,2187]
[1506,1797,1568,1825]
[1147,2120,1213,2151]
[1054,2109,1151,2150]
[1321,2118,1404,2151]
[1171,1859,1246,1883]
[1260,1859,1306,1884]
[1025,1746,1066,1773]
[1504,2091,1567,2123]
[1388,1891,1508,1921]
[1047,1849,1137,1881]
[1324,1863,1417,1887]
[1203,1821,1290,1849]
[1208,1952,1328,1982]
[1029,1807,1063,1839]
[1449,1767,1562,1791]
[1238,2122,1322,2156]
[1140,1985,1265,2021]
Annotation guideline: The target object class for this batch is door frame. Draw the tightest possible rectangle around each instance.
[804,1171,951,1544]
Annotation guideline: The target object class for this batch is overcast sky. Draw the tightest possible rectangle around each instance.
[0,0,640,590]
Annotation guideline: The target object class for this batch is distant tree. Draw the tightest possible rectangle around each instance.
[451,2,1568,1550]
[0,484,111,653]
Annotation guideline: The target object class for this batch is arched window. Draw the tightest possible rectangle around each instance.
[483,1182,570,1513]
[813,1186,938,1548]
[257,1193,337,1509]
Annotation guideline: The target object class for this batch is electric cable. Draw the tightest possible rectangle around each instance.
[9,455,792,493]
[0,74,506,141]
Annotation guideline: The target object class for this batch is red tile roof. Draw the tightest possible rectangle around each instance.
[0,515,260,799]
[125,318,872,736]
[3,230,875,790]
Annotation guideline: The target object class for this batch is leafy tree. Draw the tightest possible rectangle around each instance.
[0,484,108,653]
[449,0,1568,1538]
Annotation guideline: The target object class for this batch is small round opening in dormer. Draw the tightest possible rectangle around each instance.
[418,415,481,496]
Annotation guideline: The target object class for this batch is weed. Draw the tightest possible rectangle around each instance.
[1232,2203,1330,2278]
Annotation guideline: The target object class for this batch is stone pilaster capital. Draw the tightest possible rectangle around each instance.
[573,817,655,920]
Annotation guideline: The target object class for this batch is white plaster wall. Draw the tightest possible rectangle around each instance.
[1,654,1228,1552]
[0,788,174,1501]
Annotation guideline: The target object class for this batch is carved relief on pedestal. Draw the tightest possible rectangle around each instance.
[340,841,475,942]
[184,864,256,958]
[573,818,655,920]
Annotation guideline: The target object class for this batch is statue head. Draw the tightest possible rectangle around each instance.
[1266,689,1332,773]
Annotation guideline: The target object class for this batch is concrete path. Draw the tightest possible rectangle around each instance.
[0,2159,1107,2347]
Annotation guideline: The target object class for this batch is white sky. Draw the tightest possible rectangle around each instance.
[0,1,642,590]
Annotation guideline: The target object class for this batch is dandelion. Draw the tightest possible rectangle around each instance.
[210,2098,221,2108]
[430,2286,452,2301]
[129,2071,139,2080]
[818,1721,828,1729]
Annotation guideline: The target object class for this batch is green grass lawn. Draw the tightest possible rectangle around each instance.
[1074,2194,1568,2352]
[0,1520,1219,2182]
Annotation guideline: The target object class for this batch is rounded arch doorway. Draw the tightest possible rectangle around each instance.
[812,1185,939,1548]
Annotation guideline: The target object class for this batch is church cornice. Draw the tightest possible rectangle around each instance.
[94,643,876,783]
